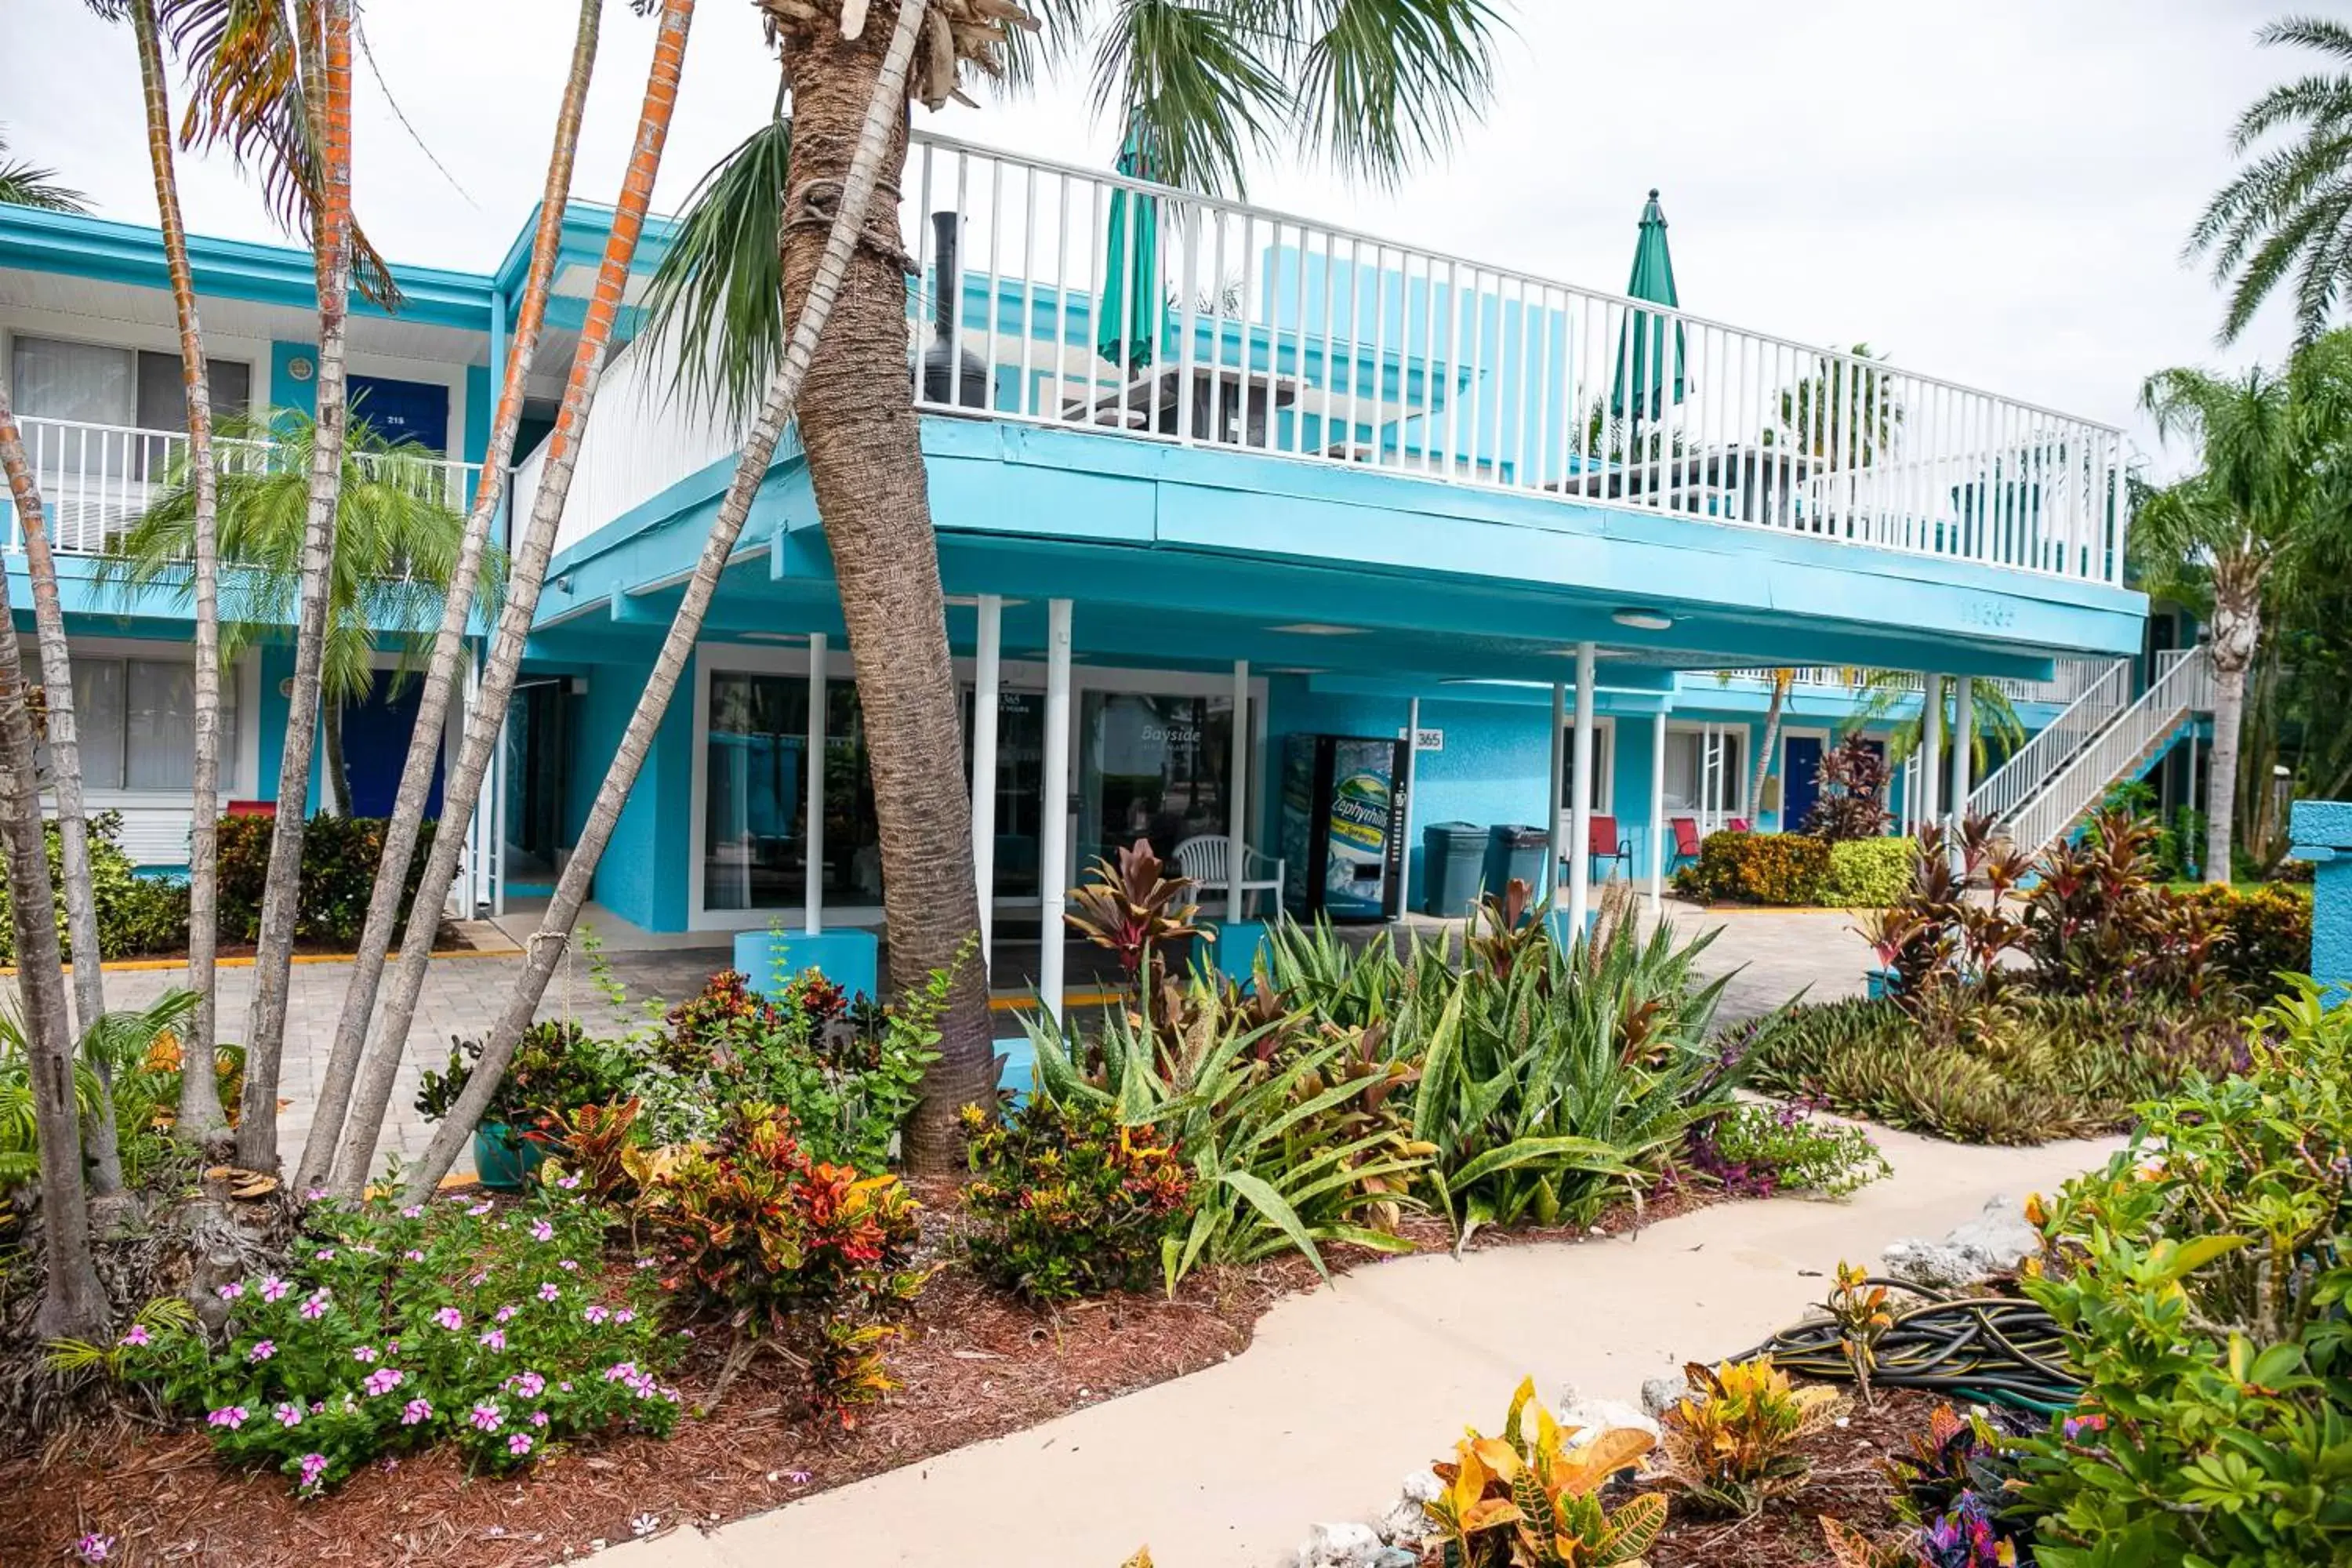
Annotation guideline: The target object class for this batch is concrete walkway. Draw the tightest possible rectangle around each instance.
[596,1126,2115,1568]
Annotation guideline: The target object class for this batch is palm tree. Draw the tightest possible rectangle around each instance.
[296,0,604,1198]
[619,0,1504,1175]
[0,385,105,1337]
[0,129,89,212]
[2136,336,2352,881]
[2190,16,2352,343]
[318,0,702,1196]
[100,407,503,807]
[1767,344,1902,469]
[1846,671,2027,782]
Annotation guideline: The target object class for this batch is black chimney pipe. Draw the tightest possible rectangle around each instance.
[921,209,988,408]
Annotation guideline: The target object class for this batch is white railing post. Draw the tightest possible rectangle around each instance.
[1037,599,1073,1022]
[971,593,1001,975]
[805,633,828,938]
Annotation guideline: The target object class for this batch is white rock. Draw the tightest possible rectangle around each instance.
[1639,1373,1690,1420]
[1398,1469,1443,1505]
[1554,1388,1660,1445]
[1882,1193,2041,1289]
[1294,1520,1384,1568]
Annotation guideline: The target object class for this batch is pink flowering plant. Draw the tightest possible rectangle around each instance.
[115,1183,679,1494]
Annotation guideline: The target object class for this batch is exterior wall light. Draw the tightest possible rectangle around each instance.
[1611,608,1674,631]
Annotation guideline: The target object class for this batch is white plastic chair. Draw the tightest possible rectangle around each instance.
[1171,834,1285,917]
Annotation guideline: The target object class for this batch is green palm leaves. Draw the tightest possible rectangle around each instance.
[0,128,89,214]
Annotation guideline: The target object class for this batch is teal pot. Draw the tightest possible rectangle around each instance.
[1865,967,1899,1002]
[472,1123,549,1192]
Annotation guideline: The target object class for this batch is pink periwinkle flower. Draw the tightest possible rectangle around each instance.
[401,1203,425,1219]
[434,1307,463,1331]
[260,1276,291,1303]
[537,1283,561,1302]
[614,1308,635,1324]
[469,1402,502,1432]
[299,1290,332,1320]
[603,1360,638,1383]
[275,1402,304,1428]
[248,1339,276,1363]
[404,1249,426,1263]
[635,1257,658,1270]
[117,1324,151,1348]
[557,1258,579,1272]
[466,1202,493,1217]
[401,1398,433,1426]
[351,1344,377,1363]
[495,1304,519,1323]
[304,1187,328,1202]
[215,1282,244,1301]
[513,1371,546,1398]
[479,1328,507,1352]
[75,1530,116,1563]
[785,1469,811,1485]
[208,1405,249,1429]
[364,1367,405,1397]
[507,1433,533,1457]
[528,1219,554,1243]
[298,1452,328,1492]
[314,1247,336,1262]
[530,1410,549,1428]
[583,1305,610,1325]
[556,1174,581,1191]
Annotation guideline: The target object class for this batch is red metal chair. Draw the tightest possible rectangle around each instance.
[1669,816,1703,869]
[1588,814,1632,881]
[226,800,276,818]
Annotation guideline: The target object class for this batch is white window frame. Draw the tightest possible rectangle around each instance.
[1664,720,1750,833]
[1552,713,1617,841]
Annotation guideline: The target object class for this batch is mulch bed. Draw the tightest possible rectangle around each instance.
[4,1174,1736,1568]
[1643,1384,1944,1568]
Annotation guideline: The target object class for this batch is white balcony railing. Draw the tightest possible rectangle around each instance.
[902,132,2128,586]
[1708,659,2118,704]
[9,415,491,556]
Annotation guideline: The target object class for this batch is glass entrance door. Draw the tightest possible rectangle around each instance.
[963,684,1045,900]
[1077,691,1234,869]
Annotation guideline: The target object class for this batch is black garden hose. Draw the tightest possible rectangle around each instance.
[1734,1276,2082,1414]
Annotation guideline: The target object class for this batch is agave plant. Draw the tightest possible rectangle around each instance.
[1424,1377,1668,1568]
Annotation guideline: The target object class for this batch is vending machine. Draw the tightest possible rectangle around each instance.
[1278,733,1410,923]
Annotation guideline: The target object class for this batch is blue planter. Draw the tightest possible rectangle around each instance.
[732,927,880,1003]
[472,1123,548,1192]
[1865,967,1899,1001]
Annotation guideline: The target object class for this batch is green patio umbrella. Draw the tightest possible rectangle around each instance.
[1098,120,1161,371]
[1611,188,1686,422]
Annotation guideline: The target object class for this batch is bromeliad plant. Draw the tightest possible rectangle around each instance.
[1657,1356,1845,1518]
[1422,1377,1668,1567]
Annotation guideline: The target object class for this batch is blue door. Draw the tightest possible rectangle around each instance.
[339,673,445,820]
[347,375,449,453]
[1781,735,1824,830]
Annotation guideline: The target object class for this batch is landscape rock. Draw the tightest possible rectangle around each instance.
[1294,1520,1383,1568]
[1553,1383,1660,1444]
[1639,1373,1691,1421]
[1882,1193,2041,1289]
[1374,1470,1443,1546]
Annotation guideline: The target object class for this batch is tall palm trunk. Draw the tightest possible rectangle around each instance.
[298,0,604,1195]
[2204,585,2259,886]
[780,12,992,1174]
[127,0,229,1142]
[241,0,355,1171]
[1750,668,1791,825]
[399,0,933,1201]
[328,0,695,1195]
[0,394,105,1337]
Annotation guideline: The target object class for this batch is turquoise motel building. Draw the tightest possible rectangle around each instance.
[1,130,2212,1008]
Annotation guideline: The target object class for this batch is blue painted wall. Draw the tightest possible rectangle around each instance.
[567,654,695,931]
[269,341,318,419]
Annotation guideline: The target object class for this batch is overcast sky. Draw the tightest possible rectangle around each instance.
[9,0,2308,467]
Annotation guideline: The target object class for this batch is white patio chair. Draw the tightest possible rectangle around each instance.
[1171,834,1285,917]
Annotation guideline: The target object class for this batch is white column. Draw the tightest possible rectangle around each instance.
[970,593,1002,976]
[1037,599,1073,1022]
[1568,641,1596,938]
[1546,681,1567,902]
[1918,673,1944,833]
[1399,695,1421,917]
[804,633,827,937]
[1647,706,1669,907]
[1949,677,1974,833]
[1226,659,1248,924]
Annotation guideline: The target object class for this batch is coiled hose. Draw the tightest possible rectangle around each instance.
[1735,1277,2082,1416]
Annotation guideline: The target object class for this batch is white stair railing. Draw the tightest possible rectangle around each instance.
[2001,647,2212,858]
[1968,655,2131,825]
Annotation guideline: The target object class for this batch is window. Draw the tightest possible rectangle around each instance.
[702,670,880,913]
[9,335,253,433]
[1555,717,1616,812]
[1664,725,1746,821]
[27,653,237,793]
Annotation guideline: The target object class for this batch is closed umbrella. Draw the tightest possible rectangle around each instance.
[1098,120,1161,372]
[1611,189,1686,422]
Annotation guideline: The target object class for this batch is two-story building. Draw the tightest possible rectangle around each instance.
[1,131,2212,1006]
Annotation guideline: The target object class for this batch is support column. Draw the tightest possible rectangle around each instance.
[1227,659,1249,924]
[1648,706,1670,907]
[1400,696,1421,917]
[1950,677,1974,833]
[805,633,827,936]
[1918,673,1944,835]
[1568,641,1596,938]
[970,594,1001,976]
[1038,600,1073,1022]
[1546,681,1568,903]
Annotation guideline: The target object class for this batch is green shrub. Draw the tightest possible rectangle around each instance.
[96,1182,679,1495]
[216,812,437,949]
[2016,984,2352,1565]
[2173,882,2311,1000]
[957,1096,1192,1301]
[1818,837,1913,907]
[1684,831,1831,906]
[0,810,191,962]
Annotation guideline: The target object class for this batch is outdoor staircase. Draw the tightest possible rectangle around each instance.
[1969,647,2214,860]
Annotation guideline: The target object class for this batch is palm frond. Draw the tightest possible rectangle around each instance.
[637,115,794,429]
[1091,0,1290,197]
[1292,0,1501,188]
[0,129,90,213]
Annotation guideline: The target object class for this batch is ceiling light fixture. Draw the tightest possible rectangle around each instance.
[1611,608,1675,632]
[1268,622,1367,637]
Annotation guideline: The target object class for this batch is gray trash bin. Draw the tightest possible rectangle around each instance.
[1482,823,1550,901]
[1421,821,1486,917]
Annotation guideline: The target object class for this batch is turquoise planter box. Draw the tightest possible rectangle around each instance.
[1545,909,1600,948]
[472,1124,547,1192]
[1200,920,1271,984]
[732,927,880,1002]
[2288,800,2350,1002]
[995,1034,1036,1101]
[1866,967,1898,1000]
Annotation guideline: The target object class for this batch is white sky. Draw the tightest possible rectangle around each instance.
[8,0,2309,468]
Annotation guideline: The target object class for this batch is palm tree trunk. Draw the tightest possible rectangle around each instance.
[1751,670,1789,826]
[2205,594,2259,887]
[296,0,603,1195]
[0,397,105,1337]
[125,0,228,1144]
[241,0,356,1171]
[399,0,932,1201]
[328,0,696,1195]
[777,9,992,1174]
[321,697,352,817]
